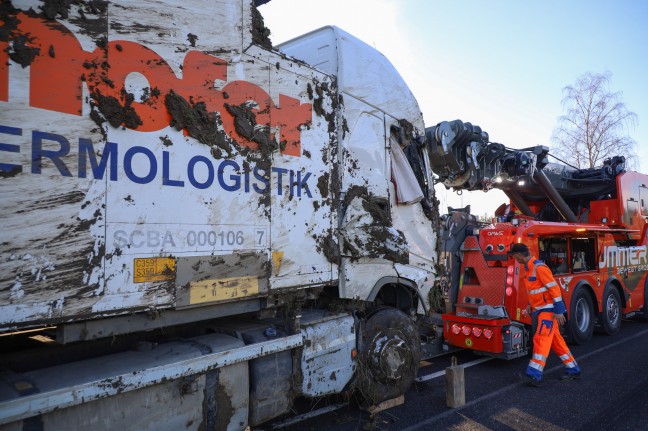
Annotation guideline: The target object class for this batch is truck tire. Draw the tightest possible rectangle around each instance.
[567,288,595,345]
[356,308,420,406]
[599,285,622,335]
[639,278,648,322]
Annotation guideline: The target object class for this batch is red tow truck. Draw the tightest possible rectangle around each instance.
[427,120,648,358]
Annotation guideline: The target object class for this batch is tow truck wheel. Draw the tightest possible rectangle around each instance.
[568,288,595,345]
[639,279,648,322]
[600,286,622,335]
[356,308,421,406]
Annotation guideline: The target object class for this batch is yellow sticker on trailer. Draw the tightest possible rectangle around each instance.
[189,276,260,304]
[133,257,176,283]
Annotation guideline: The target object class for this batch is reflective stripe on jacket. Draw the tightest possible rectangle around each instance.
[522,258,567,314]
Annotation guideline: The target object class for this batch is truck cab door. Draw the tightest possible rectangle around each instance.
[338,100,395,299]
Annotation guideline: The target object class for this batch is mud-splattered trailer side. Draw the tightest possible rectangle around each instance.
[1,1,444,429]
[0,0,336,331]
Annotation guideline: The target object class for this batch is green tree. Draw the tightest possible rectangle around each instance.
[551,72,637,168]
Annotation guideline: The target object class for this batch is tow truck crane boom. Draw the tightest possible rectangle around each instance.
[425,120,626,223]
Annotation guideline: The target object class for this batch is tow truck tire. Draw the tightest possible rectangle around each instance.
[567,288,595,345]
[356,308,421,406]
[600,286,622,335]
[639,279,648,322]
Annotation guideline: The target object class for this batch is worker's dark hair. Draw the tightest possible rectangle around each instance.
[508,243,530,257]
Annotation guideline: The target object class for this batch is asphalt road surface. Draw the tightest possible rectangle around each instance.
[264,319,648,431]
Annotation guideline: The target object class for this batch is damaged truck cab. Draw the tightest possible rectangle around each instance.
[278,25,439,323]
[0,1,441,429]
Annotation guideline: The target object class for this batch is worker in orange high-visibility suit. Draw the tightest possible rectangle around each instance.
[508,243,581,386]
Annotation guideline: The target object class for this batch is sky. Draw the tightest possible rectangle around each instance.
[259,0,648,218]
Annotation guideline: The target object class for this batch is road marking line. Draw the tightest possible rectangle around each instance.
[401,327,648,431]
[415,357,493,382]
[269,404,347,429]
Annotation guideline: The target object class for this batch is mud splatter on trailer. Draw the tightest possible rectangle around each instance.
[250,4,272,50]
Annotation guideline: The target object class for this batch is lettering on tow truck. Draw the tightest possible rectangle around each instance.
[600,245,648,270]
[486,231,505,236]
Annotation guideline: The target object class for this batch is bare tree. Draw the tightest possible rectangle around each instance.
[477,213,492,224]
[551,72,637,169]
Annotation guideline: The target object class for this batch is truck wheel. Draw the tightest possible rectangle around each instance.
[639,279,648,322]
[356,308,420,406]
[567,288,595,345]
[600,286,622,335]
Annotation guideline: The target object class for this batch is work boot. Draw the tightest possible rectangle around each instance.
[559,372,581,381]
[526,375,542,387]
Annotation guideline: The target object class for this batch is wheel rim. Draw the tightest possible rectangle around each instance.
[575,297,591,332]
[357,309,421,405]
[606,293,620,325]
[368,333,411,383]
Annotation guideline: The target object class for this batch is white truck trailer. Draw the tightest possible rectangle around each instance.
[0,1,443,429]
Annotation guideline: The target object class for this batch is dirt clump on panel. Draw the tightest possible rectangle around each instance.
[250,4,272,50]
[165,90,233,159]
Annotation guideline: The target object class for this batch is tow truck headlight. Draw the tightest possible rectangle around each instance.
[461,325,471,336]
[483,329,494,339]
[472,327,482,337]
[451,324,461,335]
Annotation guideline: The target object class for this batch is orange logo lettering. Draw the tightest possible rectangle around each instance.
[0,12,312,157]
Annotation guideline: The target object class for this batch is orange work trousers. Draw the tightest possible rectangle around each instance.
[526,311,580,381]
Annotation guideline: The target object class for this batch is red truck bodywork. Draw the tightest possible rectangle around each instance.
[442,171,648,358]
